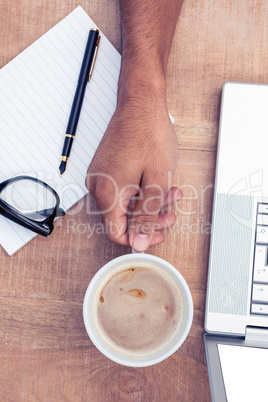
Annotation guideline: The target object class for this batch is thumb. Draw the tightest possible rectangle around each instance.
[129,177,167,252]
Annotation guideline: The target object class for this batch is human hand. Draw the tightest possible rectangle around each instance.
[86,85,182,252]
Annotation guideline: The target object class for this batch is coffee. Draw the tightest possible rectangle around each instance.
[92,263,185,356]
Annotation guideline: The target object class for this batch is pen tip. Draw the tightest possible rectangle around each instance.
[59,161,66,176]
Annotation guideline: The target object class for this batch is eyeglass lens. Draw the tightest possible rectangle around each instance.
[0,179,57,222]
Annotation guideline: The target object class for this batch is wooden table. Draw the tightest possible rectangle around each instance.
[1,1,267,400]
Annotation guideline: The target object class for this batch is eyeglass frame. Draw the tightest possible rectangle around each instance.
[0,175,65,237]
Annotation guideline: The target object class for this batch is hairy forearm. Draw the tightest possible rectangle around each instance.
[87,1,183,250]
[118,0,184,101]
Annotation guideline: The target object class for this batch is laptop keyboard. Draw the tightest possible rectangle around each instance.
[251,203,268,315]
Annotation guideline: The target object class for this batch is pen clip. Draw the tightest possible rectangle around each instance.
[89,35,101,82]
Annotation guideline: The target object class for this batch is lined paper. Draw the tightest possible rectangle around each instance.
[0,7,121,255]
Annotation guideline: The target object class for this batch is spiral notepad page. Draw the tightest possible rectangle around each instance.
[0,6,121,255]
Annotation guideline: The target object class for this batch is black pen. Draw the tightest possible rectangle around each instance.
[59,29,100,175]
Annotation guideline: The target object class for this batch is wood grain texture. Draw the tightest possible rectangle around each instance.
[1,0,268,400]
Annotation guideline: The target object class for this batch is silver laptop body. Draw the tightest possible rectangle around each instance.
[204,82,268,402]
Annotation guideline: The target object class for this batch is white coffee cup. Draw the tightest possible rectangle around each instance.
[83,253,193,367]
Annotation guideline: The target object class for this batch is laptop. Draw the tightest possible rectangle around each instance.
[204,82,268,402]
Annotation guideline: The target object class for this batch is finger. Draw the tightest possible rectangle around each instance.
[132,213,176,250]
[154,211,177,231]
[132,231,165,250]
[150,232,165,245]
[89,181,130,245]
[129,173,169,252]
[163,187,183,207]
[139,212,176,233]
[127,186,182,215]
[102,210,129,245]
[87,172,140,245]
[96,191,130,245]
[127,197,137,213]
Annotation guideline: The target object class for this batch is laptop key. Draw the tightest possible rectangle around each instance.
[251,303,268,315]
[252,284,268,303]
[258,203,268,214]
[253,245,268,283]
[257,214,268,226]
[256,226,268,244]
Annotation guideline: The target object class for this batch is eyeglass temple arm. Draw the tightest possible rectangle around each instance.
[23,207,65,219]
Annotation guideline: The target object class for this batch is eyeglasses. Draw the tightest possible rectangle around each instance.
[0,176,65,236]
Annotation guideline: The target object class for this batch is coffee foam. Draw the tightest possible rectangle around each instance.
[92,262,185,357]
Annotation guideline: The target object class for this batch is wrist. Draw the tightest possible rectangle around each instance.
[117,61,167,107]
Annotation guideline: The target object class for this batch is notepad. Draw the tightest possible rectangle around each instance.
[0,6,121,255]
